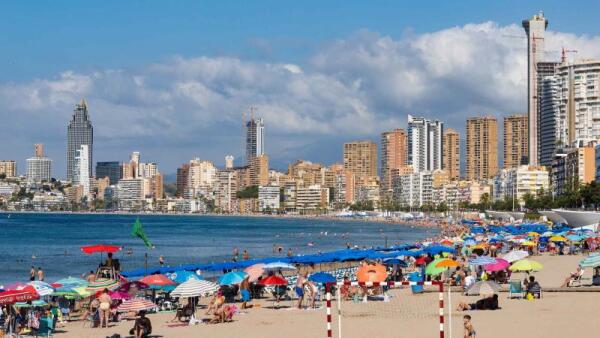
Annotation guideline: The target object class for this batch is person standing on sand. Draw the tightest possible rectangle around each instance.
[295,272,306,309]
[240,276,252,309]
[463,314,476,337]
[98,288,112,328]
[37,267,44,281]
[29,266,36,281]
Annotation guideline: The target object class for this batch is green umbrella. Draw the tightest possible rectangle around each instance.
[580,254,600,268]
[509,259,543,272]
[15,300,48,308]
[425,258,449,276]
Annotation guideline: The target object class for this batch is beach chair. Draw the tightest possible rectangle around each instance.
[569,269,586,287]
[508,280,524,299]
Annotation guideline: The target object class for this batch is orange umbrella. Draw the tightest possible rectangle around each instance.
[244,264,265,282]
[440,239,454,246]
[435,259,460,268]
[356,264,388,283]
[140,274,176,287]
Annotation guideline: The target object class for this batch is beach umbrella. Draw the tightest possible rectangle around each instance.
[309,272,336,284]
[464,239,476,246]
[440,239,454,246]
[469,256,497,266]
[528,232,540,237]
[107,290,132,300]
[117,297,157,313]
[383,258,409,267]
[54,277,88,288]
[140,274,177,288]
[171,279,219,298]
[86,278,119,292]
[118,281,149,292]
[484,258,510,272]
[259,275,288,286]
[567,235,583,242]
[549,236,567,242]
[465,281,502,296]
[168,270,201,284]
[521,241,537,247]
[580,254,600,268]
[435,259,460,269]
[219,271,248,285]
[356,264,388,283]
[509,259,543,272]
[15,300,48,308]
[244,264,266,282]
[502,250,529,263]
[0,286,39,305]
[425,258,448,276]
[53,286,91,299]
[80,244,122,254]
[263,262,297,270]
[27,281,55,297]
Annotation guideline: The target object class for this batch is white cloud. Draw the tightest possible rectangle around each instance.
[3,21,600,174]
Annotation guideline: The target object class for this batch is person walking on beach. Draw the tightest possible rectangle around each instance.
[29,266,36,281]
[37,267,44,281]
[463,315,476,337]
[295,272,306,309]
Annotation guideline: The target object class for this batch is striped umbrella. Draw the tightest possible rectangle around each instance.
[117,297,157,312]
[86,278,119,292]
[466,281,502,295]
[171,279,219,298]
[469,256,497,266]
[27,281,55,296]
[54,277,88,288]
[580,254,600,268]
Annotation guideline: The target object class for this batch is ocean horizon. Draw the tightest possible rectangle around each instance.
[0,213,436,285]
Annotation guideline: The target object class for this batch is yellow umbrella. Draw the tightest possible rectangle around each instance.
[550,236,567,242]
[528,232,540,237]
[509,259,543,272]
[472,244,488,250]
[521,241,537,247]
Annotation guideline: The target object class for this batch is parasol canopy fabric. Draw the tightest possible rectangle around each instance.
[484,258,510,272]
[140,274,177,287]
[118,281,149,292]
[263,262,297,270]
[244,264,265,282]
[86,278,119,292]
[117,297,157,312]
[54,277,88,288]
[435,259,460,268]
[0,286,39,305]
[469,256,497,266]
[356,264,388,283]
[219,271,248,285]
[259,275,288,286]
[167,270,201,284]
[53,286,91,299]
[425,258,449,276]
[170,279,219,298]
[465,281,502,295]
[308,272,336,284]
[509,259,543,272]
[81,244,122,254]
[501,250,529,263]
[27,281,55,296]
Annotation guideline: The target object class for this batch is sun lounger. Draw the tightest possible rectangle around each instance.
[508,280,524,299]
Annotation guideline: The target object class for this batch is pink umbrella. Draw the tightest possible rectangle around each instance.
[484,258,510,272]
[3,282,28,291]
[109,290,132,300]
[244,264,265,282]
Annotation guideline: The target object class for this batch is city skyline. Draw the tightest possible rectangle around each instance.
[3,3,600,177]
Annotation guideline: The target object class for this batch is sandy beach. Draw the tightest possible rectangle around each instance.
[54,254,597,338]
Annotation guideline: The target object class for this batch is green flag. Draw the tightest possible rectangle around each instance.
[131,217,153,248]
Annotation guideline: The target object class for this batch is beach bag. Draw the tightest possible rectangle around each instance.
[526,293,534,301]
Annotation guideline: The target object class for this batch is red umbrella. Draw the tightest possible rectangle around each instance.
[140,274,176,287]
[118,281,149,292]
[0,286,39,305]
[258,275,288,286]
[415,257,426,265]
[81,245,122,254]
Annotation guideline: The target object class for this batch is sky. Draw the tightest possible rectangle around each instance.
[2,0,600,180]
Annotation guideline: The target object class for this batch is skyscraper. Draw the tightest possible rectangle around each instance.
[74,144,90,196]
[246,117,265,164]
[522,11,548,166]
[343,141,378,179]
[407,115,443,172]
[503,115,528,168]
[380,129,407,194]
[96,162,122,185]
[26,144,52,183]
[466,116,498,181]
[443,128,460,180]
[67,99,93,181]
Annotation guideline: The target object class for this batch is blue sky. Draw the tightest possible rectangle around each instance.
[1,1,600,179]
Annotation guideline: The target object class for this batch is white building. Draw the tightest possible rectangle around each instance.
[258,185,280,212]
[493,166,549,205]
[117,178,144,210]
[296,184,328,212]
[138,162,158,179]
[216,170,237,213]
[26,157,52,183]
[188,159,217,198]
[393,171,433,208]
[74,144,90,196]
[407,115,443,172]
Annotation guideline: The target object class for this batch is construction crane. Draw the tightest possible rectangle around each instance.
[561,47,578,63]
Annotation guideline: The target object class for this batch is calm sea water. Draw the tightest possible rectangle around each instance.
[0,213,436,285]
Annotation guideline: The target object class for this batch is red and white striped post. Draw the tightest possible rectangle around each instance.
[325,281,444,338]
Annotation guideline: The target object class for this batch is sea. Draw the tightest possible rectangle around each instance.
[0,213,436,285]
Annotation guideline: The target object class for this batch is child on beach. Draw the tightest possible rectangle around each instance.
[463,315,476,338]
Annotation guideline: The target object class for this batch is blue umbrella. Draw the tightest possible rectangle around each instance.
[383,258,409,267]
[219,271,248,285]
[464,239,476,246]
[168,270,202,283]
[469,256,497,266]
[567,235,583,242]
[263,262,297,270]
[308,272,336,284]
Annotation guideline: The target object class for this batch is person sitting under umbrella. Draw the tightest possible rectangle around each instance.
[526,276,541,298]
[456,294,499,311]
[129,310,152,338]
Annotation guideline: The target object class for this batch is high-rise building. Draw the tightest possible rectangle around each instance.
[381,129,408,194]
[74,145,90,196]
[250,154,269,186]
[504,115,528,168]
[26,144,52,183]
[555,60,600,147]
[34,144,44,158]
[407,115,443,172]
[96,162,121,185]
[225,155,234,169]
[246,117,265,164]
[539,76,560,167]
[176,163,190,197]
[67,99,93,181]
[343,141,378,179]
[522,12,548,166]
[466,116,498,181]
[443,129,460,180]
[0,161,17,178]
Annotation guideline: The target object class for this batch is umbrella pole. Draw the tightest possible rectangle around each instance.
[448,281,452,338]
[337,287,342,338]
